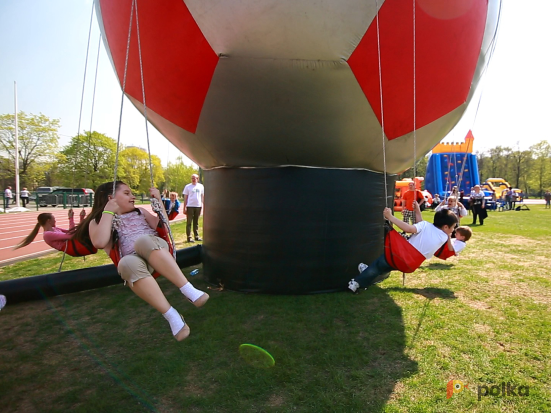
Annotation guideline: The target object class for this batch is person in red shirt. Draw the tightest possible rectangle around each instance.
[401,182,425,225]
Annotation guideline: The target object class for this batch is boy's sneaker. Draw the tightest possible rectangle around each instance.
[348,279,360,293]
[358,263,368,273]
[0,294,6,311]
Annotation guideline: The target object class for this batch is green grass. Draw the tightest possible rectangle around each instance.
[1,208,550,412]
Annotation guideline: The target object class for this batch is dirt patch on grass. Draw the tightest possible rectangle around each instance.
[455,292,493,311]
[388,381,405,402]
[473,323,494,336]
[491,278,551,305]
[267,394,285,407]
[487,235,545,247]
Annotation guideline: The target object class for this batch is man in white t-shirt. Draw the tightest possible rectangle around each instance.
[182,174,205,242]
[348,201,458,292]
[4,186,12,210]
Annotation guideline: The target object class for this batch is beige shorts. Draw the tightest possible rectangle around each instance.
[118,235,169,287]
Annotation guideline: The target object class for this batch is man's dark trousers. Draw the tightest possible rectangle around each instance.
[186,207,202,239]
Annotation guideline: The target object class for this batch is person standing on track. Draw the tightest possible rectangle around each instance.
[4,186,12,210]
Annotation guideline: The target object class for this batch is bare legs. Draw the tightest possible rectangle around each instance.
[130,276,190,341]
[118,239,207,341]
[147,248,188,288]
[147,248,209,307]
[130,276,171,313]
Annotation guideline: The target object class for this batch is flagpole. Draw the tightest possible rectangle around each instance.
[14,81,21,208]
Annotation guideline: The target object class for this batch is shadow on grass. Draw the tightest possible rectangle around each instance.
[386,286,457,300]
[425,262,455,271]
[0,279,418,413]
[385,287,456,348]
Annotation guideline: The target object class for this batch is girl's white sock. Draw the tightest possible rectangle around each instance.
[180,282,205,303]
[162,306,185,336]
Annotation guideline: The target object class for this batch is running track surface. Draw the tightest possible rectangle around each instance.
[0,206,187,267]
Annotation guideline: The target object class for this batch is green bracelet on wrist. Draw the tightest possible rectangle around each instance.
[102,210,115,216]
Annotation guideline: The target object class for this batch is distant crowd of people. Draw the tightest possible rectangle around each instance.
[401,184,487,226]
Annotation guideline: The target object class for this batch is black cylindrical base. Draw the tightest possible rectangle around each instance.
[202,167,396,294]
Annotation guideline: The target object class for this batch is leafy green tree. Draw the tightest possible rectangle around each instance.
[162,157,199,194]
[528,141,551,197]
[509,148,532,190]
[477,146,513,184]
[118,146,164,194]
[0,155,11,183]
[58,131,117,189]
[0,112,60,188]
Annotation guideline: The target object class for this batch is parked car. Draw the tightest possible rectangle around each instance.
[39,188,94,207]
[30,186,58,201]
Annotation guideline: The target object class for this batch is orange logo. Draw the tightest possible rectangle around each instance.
[447,380,468,398]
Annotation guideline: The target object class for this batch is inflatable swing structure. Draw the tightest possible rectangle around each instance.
[92,0,502,294]
[1,0,502,303]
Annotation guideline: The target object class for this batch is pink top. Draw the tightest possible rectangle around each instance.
[42,215,80,251]
[116,210,156,257]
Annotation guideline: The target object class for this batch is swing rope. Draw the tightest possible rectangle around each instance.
[454,152,458,192]
[85,34,102,192]
[109,0,176,258]
[456,83,486,195]
[444,153,453,201]
[134,0,177,258]
[375,0,420,285]
[406,0,418,285]
[112,0,135,194]
[375,0,388,207]
[134,0,155,188]
[71,2,96,201]
[412,0,417,181]
[58,3,97,272]
[58,242,68,273]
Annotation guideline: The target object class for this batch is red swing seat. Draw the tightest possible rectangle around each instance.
[384,227,425,273]
[108,218,175,280]
[433,242,456,260]
[384,225,455,275]
[63,239,98,257]
[167,210,178,221]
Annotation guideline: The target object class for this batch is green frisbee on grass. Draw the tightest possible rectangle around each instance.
[239,344,275,368]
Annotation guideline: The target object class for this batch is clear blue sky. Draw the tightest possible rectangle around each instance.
[0,0,549,166]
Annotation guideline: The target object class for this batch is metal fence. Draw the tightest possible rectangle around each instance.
[2,192,156,212]
[1,192,93,211]
[38,193,93,208]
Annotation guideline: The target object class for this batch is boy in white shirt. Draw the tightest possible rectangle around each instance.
[450,226,472,255]
[349,201,458,292]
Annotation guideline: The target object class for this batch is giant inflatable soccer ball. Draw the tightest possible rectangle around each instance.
[96,0,501,293]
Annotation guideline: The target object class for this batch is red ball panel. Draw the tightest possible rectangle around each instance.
[98,0,218,133]
[348,0,487,139]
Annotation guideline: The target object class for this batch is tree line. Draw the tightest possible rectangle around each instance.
[2,112,550,197]
[0,112,198,195]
